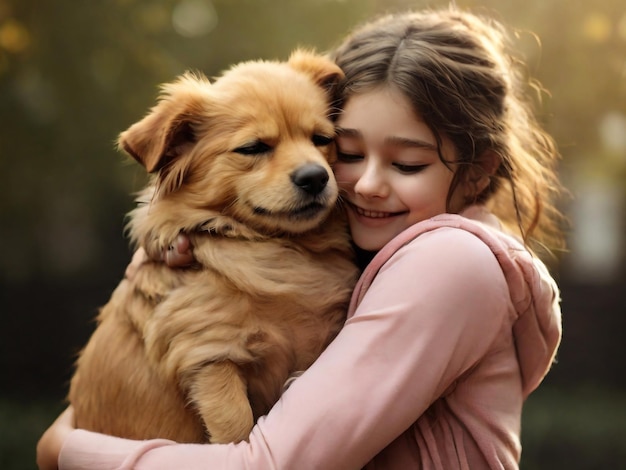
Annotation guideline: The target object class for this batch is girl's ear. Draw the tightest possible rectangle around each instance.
[118,72,210,173]
[466,150,501,197]
[479,149,501,178]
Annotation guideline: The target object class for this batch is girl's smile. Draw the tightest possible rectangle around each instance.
[346,200,408,225]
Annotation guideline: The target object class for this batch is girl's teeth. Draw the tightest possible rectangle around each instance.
[356,206,390,218]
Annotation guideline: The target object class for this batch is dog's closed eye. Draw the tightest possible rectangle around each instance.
[233,141,273,156]
[311,134,334,147]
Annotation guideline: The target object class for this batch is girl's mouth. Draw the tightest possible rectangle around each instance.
[348,201,406,219]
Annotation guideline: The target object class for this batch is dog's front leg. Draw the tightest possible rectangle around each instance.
[187,360,254,444]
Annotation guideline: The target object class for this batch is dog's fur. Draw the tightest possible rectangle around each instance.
[68,50,359,444]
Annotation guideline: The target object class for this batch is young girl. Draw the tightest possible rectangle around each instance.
[38,6,565,469]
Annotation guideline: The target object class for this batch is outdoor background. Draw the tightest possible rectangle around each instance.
[1,0,625,468]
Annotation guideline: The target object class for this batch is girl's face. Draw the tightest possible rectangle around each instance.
[333,87,464,251]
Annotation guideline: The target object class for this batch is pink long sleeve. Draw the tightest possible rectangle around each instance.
[59,221,546,469]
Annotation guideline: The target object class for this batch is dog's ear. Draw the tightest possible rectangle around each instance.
[118,73,210,173]
[287,49,344,92]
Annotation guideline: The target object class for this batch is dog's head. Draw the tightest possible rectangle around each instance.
[119,50,344,236]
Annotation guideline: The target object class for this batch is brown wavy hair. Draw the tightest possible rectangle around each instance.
[329,6,566,257]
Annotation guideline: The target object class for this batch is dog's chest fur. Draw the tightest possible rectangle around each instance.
[70,210,357,443]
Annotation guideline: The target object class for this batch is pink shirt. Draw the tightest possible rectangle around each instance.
[59,206,562,469]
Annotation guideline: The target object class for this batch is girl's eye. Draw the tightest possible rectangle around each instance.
[312,134,334,146]
[337,151,364,162]
[393,163,428,174]
[233,141,273,155]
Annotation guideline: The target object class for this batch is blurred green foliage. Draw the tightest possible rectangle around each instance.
[1,0,625,468]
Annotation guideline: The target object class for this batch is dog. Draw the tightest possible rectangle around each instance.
[68,50,359,444]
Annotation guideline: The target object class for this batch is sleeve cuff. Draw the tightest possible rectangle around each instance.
[59,429,175,470]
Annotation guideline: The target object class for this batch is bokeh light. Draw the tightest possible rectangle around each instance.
[0,18,30,53]
[172,0,217,38]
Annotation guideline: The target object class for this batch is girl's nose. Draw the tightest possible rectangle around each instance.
[354,160,389,199]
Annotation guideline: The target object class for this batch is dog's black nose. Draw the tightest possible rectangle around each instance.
[291,163,329,196]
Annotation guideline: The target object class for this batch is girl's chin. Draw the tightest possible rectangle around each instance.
[347,215,405,251]
[350,232,394,252]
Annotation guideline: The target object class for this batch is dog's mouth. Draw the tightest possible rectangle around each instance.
[253,201,328,221]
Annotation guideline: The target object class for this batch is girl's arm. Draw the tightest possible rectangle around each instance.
[50,227,509,470]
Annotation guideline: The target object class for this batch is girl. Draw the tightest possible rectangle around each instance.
[38,6,565,469]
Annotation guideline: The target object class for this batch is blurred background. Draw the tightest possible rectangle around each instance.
[1,0,624,468]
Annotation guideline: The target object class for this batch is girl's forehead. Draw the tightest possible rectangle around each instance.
[340,83,425,122]
[338,87,426,131]
[337,87,460,162]
[341,86,414,116]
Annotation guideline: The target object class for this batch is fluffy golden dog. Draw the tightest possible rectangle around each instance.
[68,50,359,444]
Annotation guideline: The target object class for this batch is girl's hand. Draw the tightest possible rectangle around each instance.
[125,234,195,281]
[125,247,149,280]
[162,233,195,267]
[36,406,76,470]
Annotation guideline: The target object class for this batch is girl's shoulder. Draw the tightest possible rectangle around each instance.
[349,214,513,309]
[371,212,523,278]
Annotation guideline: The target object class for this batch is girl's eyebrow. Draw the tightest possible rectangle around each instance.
[335,127,437,151]
[385,136,438,151]
[335,127,360,138]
